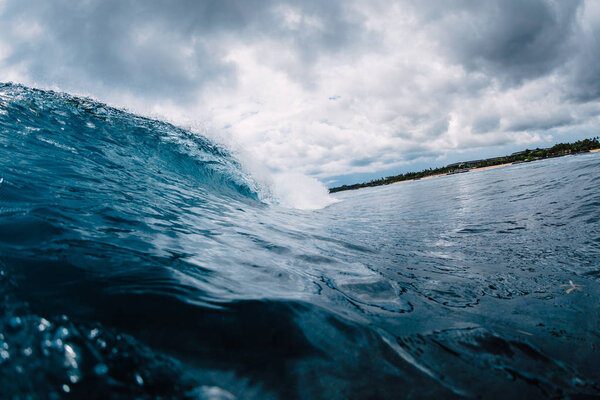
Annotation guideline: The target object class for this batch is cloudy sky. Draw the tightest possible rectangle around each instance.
[1,0,599,187]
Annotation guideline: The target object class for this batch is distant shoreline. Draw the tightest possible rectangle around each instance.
[389,162,515,187]
[330,138,600,193]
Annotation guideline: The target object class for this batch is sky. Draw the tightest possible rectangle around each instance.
[1,0,599,188]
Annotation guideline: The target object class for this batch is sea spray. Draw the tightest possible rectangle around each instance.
[268,171,338,210]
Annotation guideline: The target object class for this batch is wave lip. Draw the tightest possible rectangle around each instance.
[0,82,261,201]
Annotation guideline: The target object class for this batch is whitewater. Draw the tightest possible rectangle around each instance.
[0,83,599,399]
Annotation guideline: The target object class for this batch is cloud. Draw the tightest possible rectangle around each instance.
[566,0,600,101]
[0,0,599,186]
[417,0,582,84]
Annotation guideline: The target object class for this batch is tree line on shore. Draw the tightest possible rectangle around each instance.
[329,137,600,193]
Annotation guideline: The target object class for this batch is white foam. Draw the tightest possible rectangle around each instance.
[268,171,339,210]
[222,139,338,211]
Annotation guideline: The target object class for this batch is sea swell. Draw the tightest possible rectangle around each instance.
[1,84,599,399]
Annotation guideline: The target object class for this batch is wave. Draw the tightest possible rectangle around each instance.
[0,82,262,203]
[1,83,599,399]
[0,83,337,211]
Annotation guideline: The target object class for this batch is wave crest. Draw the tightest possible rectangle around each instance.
[0,82,260,200]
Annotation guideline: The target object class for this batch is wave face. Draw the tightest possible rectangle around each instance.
[1,84,600,399]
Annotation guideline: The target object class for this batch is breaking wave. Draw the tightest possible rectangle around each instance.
[1,83,599,399]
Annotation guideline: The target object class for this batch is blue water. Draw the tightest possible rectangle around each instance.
[1,83,599,399]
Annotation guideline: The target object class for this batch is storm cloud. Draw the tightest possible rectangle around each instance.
[0,0,598,185]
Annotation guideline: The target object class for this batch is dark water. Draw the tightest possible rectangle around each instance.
[1,83,599,399]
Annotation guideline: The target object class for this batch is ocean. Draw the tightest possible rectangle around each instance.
[0,83,599,399]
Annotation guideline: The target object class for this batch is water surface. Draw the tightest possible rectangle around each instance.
[1,84,599,399]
